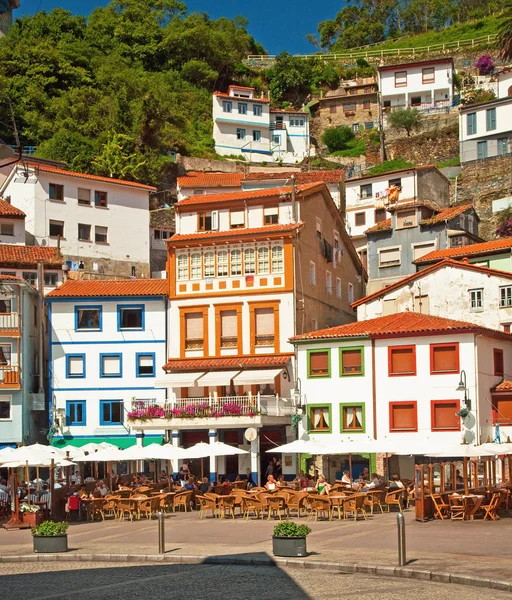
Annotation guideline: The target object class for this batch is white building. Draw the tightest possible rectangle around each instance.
[0,198,26,245]
[46,279,168,450]
[459,96,512,163]
[291,312,512,481]
[213,85,312,164]
[149,207,174,275]
[176,172,244,201]
[497,67,512,99]
[353,258,512,332]
[378,58,454,112]
[0,162,156,279]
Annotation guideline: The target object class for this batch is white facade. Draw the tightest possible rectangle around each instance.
[0,217,25,245]
[497,69,512,99]
[242,179,342,210]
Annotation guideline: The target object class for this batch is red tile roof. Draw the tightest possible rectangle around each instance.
[290,312,511,342]
[0,199,25,219]
[46,278,168,298]
[0,275,25,282]
[213,91,269,104]
[167,223,303,243]
[491,379,512,392]
[177,172,244,189]
[24,163,156,191]
[164,354,293,372]
[0,244,62,267]
[176,182,324,207]
[244,170,344,184]
[378,58,453,71]
[365,218,391,233]
[419,204,474,225]
[352,258,512,308]
[414,237,512,265]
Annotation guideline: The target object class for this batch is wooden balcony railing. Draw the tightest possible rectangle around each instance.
[0,366,20,387]
[0,313,20,336]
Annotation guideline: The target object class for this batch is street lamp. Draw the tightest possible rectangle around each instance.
[456,370,471,410]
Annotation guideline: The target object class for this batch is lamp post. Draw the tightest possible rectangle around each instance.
[456,370,471,411]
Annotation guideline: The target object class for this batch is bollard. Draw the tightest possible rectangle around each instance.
[158,511,165,554]
[397,512,406,566]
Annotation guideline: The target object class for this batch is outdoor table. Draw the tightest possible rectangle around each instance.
[82,498,107,521]
[130,495,151,520]
[328,494,346,520]
[461,494,485,520]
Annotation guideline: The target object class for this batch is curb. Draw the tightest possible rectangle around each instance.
[0,553,511,592]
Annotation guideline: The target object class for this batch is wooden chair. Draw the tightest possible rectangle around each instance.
[480,492,501,521]
[117,499,136,521]
[342,494,368,521]
[197,495,218,519]
[385,489,404,512]
[329,495,346,520]
[218,495,236,519]
[173,491,193,512]
[243,496,266,519]
[230,489,250,516]
[448,495,465,521]
[431,494,450,520]
[287,491,309,518]
[364,490,385,514]
[267,495,288,520]
[103,495,120,519]
[250,487,266,492]
[232,480,248,490]
[139,497,156,519]
[158,494,173,514]
[307,495,332,521]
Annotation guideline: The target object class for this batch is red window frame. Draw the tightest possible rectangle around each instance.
[394,71,407,88]
[389,401,418,432]
[430,342,460,375]
[422,67,435,84]
[492,396,512,425]
[494,348,504,377]
[388,345,416,376]
[430,400,461,432]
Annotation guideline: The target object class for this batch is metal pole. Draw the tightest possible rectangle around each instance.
[157,511,165,554]
[397,512,406,566]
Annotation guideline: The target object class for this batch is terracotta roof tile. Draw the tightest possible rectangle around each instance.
[419,204,474,225]
[492,379,512,392]
[244,170,344,184]
[365,218,391,233]
[290,312,511,342]
[0,199,25,219]
[46,278,168,298]
[0,244,62,267]
[213,91,269,104]
[177,172,244,189]
[414,237,512,264]
[167,223,303,243]
[164,354,293,372]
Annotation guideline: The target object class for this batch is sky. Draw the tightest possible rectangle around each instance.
[16,0,339,55]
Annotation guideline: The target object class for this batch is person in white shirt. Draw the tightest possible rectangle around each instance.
[389,473,404,489]
[363,473,381,491]
[341,470,352,486]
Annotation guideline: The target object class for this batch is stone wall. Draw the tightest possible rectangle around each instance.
[386,124,459,164]
[310,97,379,145]
[177,155,241,175]
[383,110,459,143]
[65,255,150,280]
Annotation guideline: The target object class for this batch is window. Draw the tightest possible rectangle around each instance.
[351,123,359,133]
[330,105,337,113]
[309,261,316,286]
[44,273,58,287]
[204,252,215,278]
[230,210,245,229]
[271,245,284,273]
[190,253,202,279]
[66,355,85,378]
[253,130,261,142]
[379,247,401,267]
[477,141,488,160]
[316,218,322,239]
[177,254,189,280]
[154,229,171,240]
[77,188,91,205]
[494,348,504,377]
[394,71,407,87]
[336,277,342,298]
[422,67,435,83]
[390,401,417,431]
[486,108,496,131]
[78,223,91,241]
[289,118,305,126]
[244,248,255,274]
[388,177,402,189]
[375,208,386,223]
[309,406,331,432]
[230,249,242,275]
[500,286,512,308]
[326,271,332,295]
[360,184,372,199]
[340,347,363,376]
[254,307,275,346]
[220,310,237,348]
[308,350,330,377]
[355,212,366,226]
[430,343,459,374]
[100,354,122,378]
[94,191,108,207]
[49,220,64,237]
[364,121,374,130]
[431,400,459,431]
[254,104,262,116]
[467,112,477,135]
[396,209,416,228]
[341,404,364,432]
[272,135,280,145]
[344,104,356,113]
[217,250,228,276]
[76,306,101,330]
[119,305,143,330]
[22,272,36,286]
[493,397,512,425]
[0,397,11,420]
[185,312,204,350]
[469,288,483,311]
[95,226,108,243]
[410,96,421,106]
[100,400,123,426]
[238,103,247,115]
[413,241,436,261]
[136,353,155,377]
[498,138,509,156]
[348,282,354,304]
[198,213,213,231]
[257,247,269,274]
[0,223,13,236]
[222,101,232,113]
[388,346,416,376]
[49,183,64,201]
[66,400,86,426]
[264,206,279,225]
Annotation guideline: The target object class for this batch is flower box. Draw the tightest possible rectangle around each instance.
[21,512,43,527]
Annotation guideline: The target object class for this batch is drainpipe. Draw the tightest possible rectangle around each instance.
[473,333,481,445]
[371,339,377,439]
[291,175,297,223]
[37,262,44,394]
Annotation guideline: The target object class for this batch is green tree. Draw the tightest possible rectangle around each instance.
[387,108,422,137]
[321,126,355,153]
[498,0,512,59]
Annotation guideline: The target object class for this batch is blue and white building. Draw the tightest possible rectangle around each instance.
[46,279,168,449]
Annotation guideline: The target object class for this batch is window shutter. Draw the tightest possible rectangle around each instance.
[102,356,120,375]
[494,349,504,376]
[390,348,415,373]
[413,243,435,261]
[433,402,458,430]
[231,210,245,225]
[68,357,83,375]
[495,398,512,424]
[255,308,274,335]
[432,345,457,372]
[342,350,362,373]
[221,310,237,338]
[264,207,278,216]
[392,404,416,430]
[186,313,203,339]
[310,352,329,374]
[380,248,400,264]
[138,355,153,369]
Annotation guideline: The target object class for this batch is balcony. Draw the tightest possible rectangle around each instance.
[127,393,294,430]
[0,313,20,337]
[269,122,285,130]
[0,366,21,388]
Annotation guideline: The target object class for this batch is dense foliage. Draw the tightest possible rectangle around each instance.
[369,159,415,175]
[273,521,311,538]
[32,520,69,537]
[321,126,355,153]
[0,0,265,185]
[498,0,512,59]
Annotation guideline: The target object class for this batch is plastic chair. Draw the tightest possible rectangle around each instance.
[307,495,332,521]
[173,491,193,512]
[197,495,218,519]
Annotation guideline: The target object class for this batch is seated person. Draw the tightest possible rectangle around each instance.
[219,476,231,493]
[341,470,352,487]
[96,481,110,497]
[244,468,256,488]
[277,474,287,487]
[359,467,370,482]
[316,475,331,496]
[389,473,404,489]
[265,474,277,490]
[298,471,308,490]
[183,475,197,491]
[306,474,316,488]
[362,473,381,491]
[198,477,211,495]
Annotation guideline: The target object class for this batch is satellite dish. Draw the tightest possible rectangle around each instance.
[40,239,47,247]
[244,427,257,442]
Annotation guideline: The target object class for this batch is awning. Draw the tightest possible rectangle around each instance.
[50,436,164,450]
[155,372,205,388]
[196,370,241,387]
[232,369,283,385]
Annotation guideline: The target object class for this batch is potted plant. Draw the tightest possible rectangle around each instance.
[20,503,42,527]
[32,520,69,553]
[272,521,311,557]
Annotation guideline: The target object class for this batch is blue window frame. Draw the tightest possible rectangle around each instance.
[99,400,123,426]
[236,128,246,140]
[66,354,85,378]
[477,140,488,160]
[136,353,156,377]
[66,400,86,426]
[117,304,145,331]
[253,130,261,142]
[100,353,122,378]
[222,101,232,113]
[75,305,102,331]
[272,135,280,145]
[498,138,509,156]
[467,112,476,135]
[486,108,496,131]
[253,104,262,116]
[238,103,247,115]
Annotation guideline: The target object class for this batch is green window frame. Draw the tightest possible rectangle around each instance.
[340,403,366,434]
[307,348,331,378]
[308,404,332,434]
[339,346,365,377]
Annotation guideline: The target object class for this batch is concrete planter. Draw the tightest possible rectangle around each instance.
[272,536,308,557]
[33,535,68,553]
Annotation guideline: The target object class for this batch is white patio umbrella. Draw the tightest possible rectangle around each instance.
[8,444,65,461]
[479,442,512,455]
[1,458,76,468]
[72,448,126,462]
[138,443,191,461]
[315,439,396,455]
[426,445,497,458]
[186,441,249,458]
[265,439,330,454]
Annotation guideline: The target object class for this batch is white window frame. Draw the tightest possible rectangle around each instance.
[500,285,512,308]
[326,271,332,295]
[190,252,202,280]
[310,261,316,286]
[411,240,437,262]
[336,277,342,298]
[469,288,483,311]
[348,282,354,304]
[177,253,189,281]
[0,395,12,421]
[378,246,401,268]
